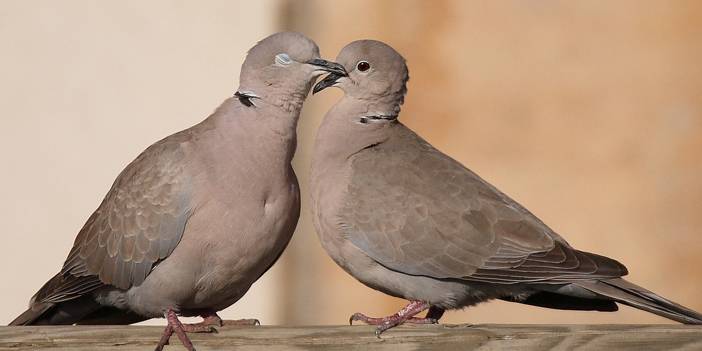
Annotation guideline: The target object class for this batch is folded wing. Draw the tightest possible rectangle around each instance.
[340,128,626,284]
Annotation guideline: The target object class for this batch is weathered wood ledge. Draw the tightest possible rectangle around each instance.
[1,324,701,350]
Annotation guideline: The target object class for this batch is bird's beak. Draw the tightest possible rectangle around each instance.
[312,72,346,95]
[306,59,347,76]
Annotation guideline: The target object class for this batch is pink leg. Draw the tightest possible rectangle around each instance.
[349,301,434,337]
[155,309,199,351]
[155,310,236,351]
[196,311,260,326]
[351,306,444,325]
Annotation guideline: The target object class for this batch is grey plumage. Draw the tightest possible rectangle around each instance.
[310,40,702,333]
[11,31,345,340]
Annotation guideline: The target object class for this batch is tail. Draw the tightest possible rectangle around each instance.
[9,303,54,326]
[9,272,104,326]
[575,278,702,324]
[10,273,61,325]
[10,301,147,326]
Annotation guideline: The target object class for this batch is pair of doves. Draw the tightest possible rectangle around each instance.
[10,32,702,350]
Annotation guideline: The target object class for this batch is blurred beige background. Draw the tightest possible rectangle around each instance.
[2,0,701,326]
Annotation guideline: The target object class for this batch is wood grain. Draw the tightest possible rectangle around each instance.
[1,324,702,350]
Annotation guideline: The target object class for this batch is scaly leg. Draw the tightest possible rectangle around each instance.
[188,311,260,328]
[349,301,436,337]
[155,309,207,351]
[155,310,255,351]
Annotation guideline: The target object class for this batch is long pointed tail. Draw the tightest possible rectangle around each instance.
[575,278,702,324]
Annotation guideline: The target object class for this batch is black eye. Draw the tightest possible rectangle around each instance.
[357,61,370,72]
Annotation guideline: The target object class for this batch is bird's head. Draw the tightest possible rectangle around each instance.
[238,32,346,102]
[313,40,408,108]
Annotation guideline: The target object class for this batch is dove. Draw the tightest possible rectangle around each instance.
[9,32,346,351]
[310,39,702,336]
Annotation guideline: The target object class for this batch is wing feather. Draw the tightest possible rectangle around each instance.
[340,125,626,284]
[43,131,194,303]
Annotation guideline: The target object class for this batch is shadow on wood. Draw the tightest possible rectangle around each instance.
[1,324,701,350]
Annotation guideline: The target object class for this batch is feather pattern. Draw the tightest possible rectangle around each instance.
[340,124,627,284]
[34,130,195,308]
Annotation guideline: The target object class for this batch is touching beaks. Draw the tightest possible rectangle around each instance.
[313,72,345,94]
[306,59,347,76]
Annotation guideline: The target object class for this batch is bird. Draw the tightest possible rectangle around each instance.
[310,39,702,336]
[9,31,346,351]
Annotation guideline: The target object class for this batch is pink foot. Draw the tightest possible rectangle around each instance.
[222,318,261,326]
[349,313,438,325]
[155,310,235,351]
[349,301,435,337]
[196,311,261,327]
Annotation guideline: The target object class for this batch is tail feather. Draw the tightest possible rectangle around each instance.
[8,303,54,326]
[576,278,702,324]
[9,272,107,326]
[503,290,619,312]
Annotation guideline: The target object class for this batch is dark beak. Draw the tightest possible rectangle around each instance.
[306,59,347,76]
[308,59,347,95]
[313,72,345,94]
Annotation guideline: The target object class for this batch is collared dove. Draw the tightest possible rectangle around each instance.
[311,39,702,336]
[10,32,346,351]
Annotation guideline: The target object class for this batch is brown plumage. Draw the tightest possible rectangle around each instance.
[12,130,193,326]
[10,32,347,350]
[310,40,702,336]
[342,127,628,284]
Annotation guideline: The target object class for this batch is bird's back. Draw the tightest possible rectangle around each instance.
[337,123,627,282]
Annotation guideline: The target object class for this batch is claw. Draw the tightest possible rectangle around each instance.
[347,301,435,336]
[349,312,363,325]
[153,311,262,350]
[154,310,226,351]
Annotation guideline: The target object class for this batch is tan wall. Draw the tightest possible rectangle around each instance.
[0,0,283,325]
[2,0,701,326]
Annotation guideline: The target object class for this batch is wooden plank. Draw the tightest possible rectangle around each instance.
[1,324,702,351]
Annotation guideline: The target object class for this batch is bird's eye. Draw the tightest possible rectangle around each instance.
[356,61,371,72]
[275,53,292,65]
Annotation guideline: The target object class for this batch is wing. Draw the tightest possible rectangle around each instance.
[58,132,194,292]
[340,125,626,284]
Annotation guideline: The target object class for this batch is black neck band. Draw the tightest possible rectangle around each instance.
[359,114,398,124]
[234,91,256,107]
